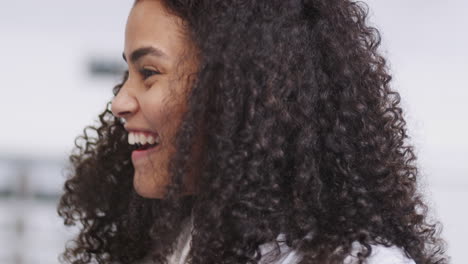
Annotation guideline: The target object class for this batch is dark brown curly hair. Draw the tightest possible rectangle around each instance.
[57,0,447,263]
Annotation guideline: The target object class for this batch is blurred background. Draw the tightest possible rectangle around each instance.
[0,0,466,263]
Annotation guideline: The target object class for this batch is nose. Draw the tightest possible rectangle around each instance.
[111,81,138,120]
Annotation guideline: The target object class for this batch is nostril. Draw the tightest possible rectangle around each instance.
[118,110,132,117]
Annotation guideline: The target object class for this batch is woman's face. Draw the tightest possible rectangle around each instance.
[111,0,199,198]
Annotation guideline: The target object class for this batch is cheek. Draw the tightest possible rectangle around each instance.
[141,89,168,123]
[142,94,186,136]
[141,78,189,135]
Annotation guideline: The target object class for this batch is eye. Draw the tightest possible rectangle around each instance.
[139,68,161,80]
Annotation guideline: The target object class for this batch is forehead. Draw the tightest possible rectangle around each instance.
[124,0,188,61]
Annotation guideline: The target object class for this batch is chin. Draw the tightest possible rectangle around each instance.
[133,172,169,199]
[134,183,168,199]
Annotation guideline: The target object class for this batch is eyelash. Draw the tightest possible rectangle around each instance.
[139,68,161,80]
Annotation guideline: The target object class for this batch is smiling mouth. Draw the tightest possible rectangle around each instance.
[128,130,161,152]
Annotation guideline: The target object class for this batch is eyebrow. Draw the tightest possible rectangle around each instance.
[122,46,168,64]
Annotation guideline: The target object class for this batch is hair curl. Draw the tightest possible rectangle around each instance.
[58,0,447,263]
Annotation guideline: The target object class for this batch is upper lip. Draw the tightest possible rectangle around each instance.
[124,125,159,136]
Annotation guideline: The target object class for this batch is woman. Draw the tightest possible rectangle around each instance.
[58,0,447,263]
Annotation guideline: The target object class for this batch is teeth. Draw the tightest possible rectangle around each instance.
[147,135,155,144]
[128,131,159,145]
[140,134,148,145]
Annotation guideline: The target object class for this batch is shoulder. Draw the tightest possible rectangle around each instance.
[259,239,415,264]
[258,234,302,264]
[344,243,415,264]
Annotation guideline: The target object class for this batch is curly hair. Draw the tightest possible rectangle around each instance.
[57,0,447,263]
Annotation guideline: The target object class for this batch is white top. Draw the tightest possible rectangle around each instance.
[258,237,416,264]
[139,217,415,264]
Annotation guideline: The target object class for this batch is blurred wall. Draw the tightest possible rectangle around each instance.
[365,2,468,262]
[0,0,132,159]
